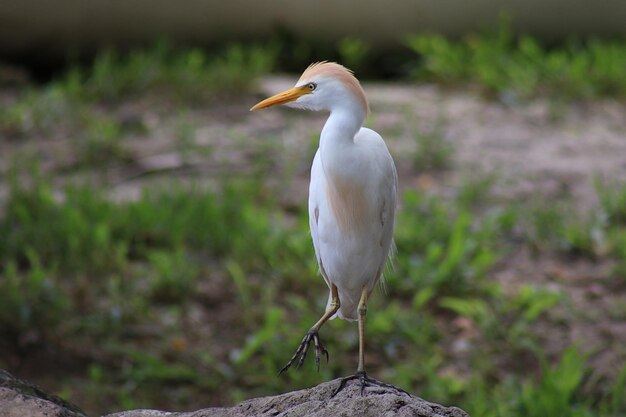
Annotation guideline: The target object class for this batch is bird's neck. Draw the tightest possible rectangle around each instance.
[320,107,365,151]
[318,107,365,180]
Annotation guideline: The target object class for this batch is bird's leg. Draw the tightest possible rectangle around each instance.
[356,286,368,374]
[279,284,340,374]
[332,287,369,395]
[332,287,410,397]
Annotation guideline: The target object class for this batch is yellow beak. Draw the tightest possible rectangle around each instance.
[250,86,310,111]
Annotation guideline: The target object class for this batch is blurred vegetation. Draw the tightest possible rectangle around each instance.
[272,18,626,100]
[72,40,276,102]
[406,19,626,100]
[2,161,626,415]
[1,27,626,417]
[0,41,275,138]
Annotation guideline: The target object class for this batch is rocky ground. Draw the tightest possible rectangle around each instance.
[1,368,470,417]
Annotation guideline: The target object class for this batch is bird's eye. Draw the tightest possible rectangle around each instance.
[307,82,316,91]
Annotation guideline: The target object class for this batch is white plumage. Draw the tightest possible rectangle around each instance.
[309,125,397,320]
[251,62,397,389]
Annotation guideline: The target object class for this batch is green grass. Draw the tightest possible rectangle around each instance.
[0,41,277,139]
[1,37,626,417]
[597,181,626,280]
[0,84,80,137]
[467,347,626,417]
[520,180,626,264]
[2,165,625,416]
[406,18,626,100]
[412,118,453,171]
[391,188,500,297]
[526,203,600,256]
[75,116,132,167]
[266,20,626,100]
[3,26,626,144]
[63,40,277,102]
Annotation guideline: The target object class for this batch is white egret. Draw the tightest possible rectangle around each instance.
[250,62,397,394]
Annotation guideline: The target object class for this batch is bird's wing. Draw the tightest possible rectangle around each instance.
[376,153,398,292]
[308,149,331,288]
[356,128,398,291]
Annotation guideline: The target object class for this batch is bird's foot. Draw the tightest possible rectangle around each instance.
[279,330,329,374]
[332,371,411,397]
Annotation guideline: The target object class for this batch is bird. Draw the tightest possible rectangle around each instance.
[250,62,397,394]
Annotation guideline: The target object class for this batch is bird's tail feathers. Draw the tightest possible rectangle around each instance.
[378,240,396,296]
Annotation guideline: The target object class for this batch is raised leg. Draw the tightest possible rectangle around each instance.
[279,284,340,374]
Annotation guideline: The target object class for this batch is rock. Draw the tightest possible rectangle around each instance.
[0,369,88,417]
[0,368,470,417]
[103,377,470,417]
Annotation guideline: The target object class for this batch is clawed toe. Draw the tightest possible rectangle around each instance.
[332,371,410,397]
[279,330,329,374]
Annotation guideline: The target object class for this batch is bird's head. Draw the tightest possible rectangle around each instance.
[250,61,369,116]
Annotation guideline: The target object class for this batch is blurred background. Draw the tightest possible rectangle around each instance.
[1,1,626,416]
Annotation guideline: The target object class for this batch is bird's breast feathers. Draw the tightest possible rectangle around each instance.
[325,173,369,235]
